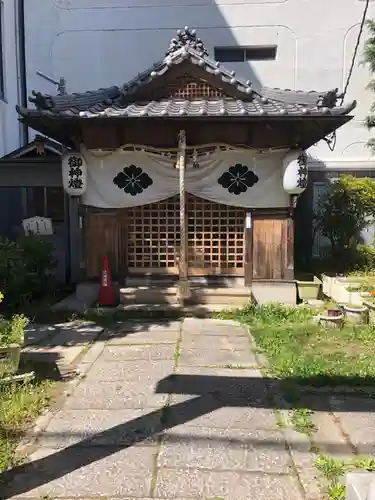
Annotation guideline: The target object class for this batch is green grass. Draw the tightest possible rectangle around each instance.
[290,408,316,435]
[315,455,375,500]
[0,380,52,473]
[219,302,375,387]
[218,303,375,499]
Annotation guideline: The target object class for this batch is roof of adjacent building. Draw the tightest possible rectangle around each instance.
[16,27,357,120]
[0,134,63,159]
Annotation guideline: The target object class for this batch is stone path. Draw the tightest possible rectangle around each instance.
[23,320,104,374]
[2,318,325,499]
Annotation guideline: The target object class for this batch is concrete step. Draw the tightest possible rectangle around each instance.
[119,285,250,306]
[125,276,245,288]
[116,303,237,315]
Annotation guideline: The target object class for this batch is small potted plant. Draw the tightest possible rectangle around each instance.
[296,273,322,302]
[343,303,369,325]
[363,292,375,325]
[318,306,344,328]
[0,293,28,378]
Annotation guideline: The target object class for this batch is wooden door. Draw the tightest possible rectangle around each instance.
[85,210,127,279]
[187,194,245,276]
[252,213,292,280]
[125,195,246,276]
[127,196,180,274]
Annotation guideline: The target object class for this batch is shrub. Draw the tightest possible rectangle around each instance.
[0,235,57,308]
[313,175,375,273]
[0,314,28,346]
[17,235,57,294]
[314,175,375,253]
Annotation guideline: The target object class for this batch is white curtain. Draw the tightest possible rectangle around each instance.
[81,148,289,209]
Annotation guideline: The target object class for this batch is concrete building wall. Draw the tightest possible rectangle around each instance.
[23,0,375,167]
[0,1,22,156]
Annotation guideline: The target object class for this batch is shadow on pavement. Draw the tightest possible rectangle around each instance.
[2,372,375,497]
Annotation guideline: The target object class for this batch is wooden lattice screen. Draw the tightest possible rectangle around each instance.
[127,194,245,276]
[151,75,224,100]
[187,195,245,276]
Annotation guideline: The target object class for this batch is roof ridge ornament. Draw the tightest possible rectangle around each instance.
[316,88,342,109]
[165,26,209,58]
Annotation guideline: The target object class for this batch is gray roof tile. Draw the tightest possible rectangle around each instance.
[78,98,356,119]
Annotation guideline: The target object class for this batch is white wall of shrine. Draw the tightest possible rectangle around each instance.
[0,0,369,170]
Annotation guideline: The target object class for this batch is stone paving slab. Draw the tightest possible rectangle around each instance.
[84,359,175,382]
[154,468,304,500]
[40,323,103,347]
[103,321,181,345]
[24,324,58,345]
[158,426,291,473]
[182,319,246,336]
[165,396,278,430]
[311,410,354,458]
[38,408,163,448]
[4,446,155,498]
[180,333,251,351]
[65,379,169,409]
[106,329,180,345]
[162,366,271,402]
[101,344,175,362]
[183,318,242,327]
[77,341,106,365]
[329,396,375,454]
[22,345,85,367]
[178,347,257,366]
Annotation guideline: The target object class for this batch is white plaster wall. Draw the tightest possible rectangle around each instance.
[0,1,21,156]
[23,0,375,164]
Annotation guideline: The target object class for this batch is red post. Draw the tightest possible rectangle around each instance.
[98,255,114,306]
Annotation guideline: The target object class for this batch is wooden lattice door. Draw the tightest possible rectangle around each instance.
[187,194,245,276]
[127,196,180,274]
[126,195,246,276]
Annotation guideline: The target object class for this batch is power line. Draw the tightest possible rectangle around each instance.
[340,0,370,105]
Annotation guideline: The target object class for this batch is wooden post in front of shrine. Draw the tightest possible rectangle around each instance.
[177,130,190,303]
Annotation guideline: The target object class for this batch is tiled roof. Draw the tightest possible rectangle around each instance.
[0,135,64,159]
[16,27,357,121]
[77,98,357,119]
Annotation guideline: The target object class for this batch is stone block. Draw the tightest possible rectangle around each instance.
[180,333,251,351]
[178,346,257,367]
[65,379,169,410]
[101,344,175,362]
[165,395,278,431]
[84,359,174,382]
[38,408,162,448]
[182,318,245,336]
[329,396,375,455]
[24,324,58,345]
[3,446,155,498]
[40,322,103,347]
[105,325,180,345]
[158,426,290,473]
[154,468,304,499]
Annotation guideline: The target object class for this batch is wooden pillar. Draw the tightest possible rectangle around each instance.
[244,211,253,286]
[285,215,295,280]
[177,130,190,301]
[285,196,297,280]
[67,196,82,283]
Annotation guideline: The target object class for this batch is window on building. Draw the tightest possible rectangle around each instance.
[214,45,277,63]
[0,2,4,99]
[25,187,66,223]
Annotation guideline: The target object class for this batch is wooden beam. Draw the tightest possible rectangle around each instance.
[285,215,295,280]
[244,211,253,286]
